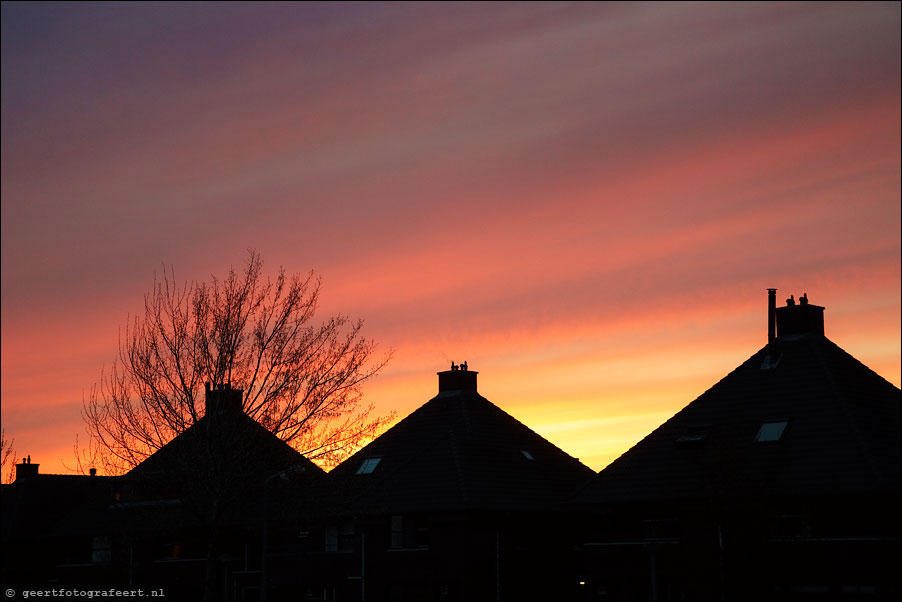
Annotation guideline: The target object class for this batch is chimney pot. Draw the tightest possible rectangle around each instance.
[438,366,478,393]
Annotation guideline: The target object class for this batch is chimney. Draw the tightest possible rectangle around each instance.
[438,362,478,393]
[767,288,777,346]
[15,460,39,482]
[205,382,243,417]
[775,293,825,339]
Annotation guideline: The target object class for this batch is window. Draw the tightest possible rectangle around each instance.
[325,522,355,553]
[755,421,788,442]
[520,449,534,460]
[642,518,679,542]
[325,527,337,552]
[390,515,429,549]
[91,536,112,564]
[768,514,810,540]
[356,457,382,475]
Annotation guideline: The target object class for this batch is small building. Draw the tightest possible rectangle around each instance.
[569,290,901,601]
[288,366,595,601]
[1,460,117,587]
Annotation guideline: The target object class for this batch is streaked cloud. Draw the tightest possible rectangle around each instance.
[2,2,899,473]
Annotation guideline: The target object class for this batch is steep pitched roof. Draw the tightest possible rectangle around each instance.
[125,387,324,526]
[325,370,594,516]
[571,332,901,506]
[129,409,322,481]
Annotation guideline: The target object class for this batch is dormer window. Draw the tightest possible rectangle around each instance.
[755,421,788,442]
[356,457,382,475]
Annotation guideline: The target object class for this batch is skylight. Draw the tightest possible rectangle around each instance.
[760,353,782,370]
[356,457,382,474]
[755,421,788,442]
[520,450,534,460]
[675,424,711,447]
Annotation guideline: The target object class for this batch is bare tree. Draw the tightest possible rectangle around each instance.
[80,251,393,474]
[1,429,17,484]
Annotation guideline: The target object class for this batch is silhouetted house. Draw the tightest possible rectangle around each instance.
[111,384,325,600]
[569,290,901,601]
[1,462,117,586]
[286,368,595,601]
[1,384,324,601]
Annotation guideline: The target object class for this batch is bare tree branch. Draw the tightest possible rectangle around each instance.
[1,429,17,484]
[77,251,394,474]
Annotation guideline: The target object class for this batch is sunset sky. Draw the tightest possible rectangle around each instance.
[2,2,899,476]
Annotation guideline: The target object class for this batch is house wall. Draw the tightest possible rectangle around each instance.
[270,510,581,602]
[574,493,901,601]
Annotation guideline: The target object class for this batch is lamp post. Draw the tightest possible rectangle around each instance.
[262,465,306,601]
